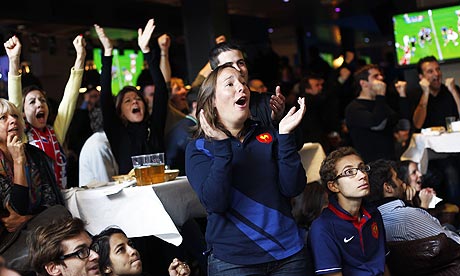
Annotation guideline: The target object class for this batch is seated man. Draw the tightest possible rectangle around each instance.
[308,147,389,275]
[366,159,460,244]
[28,217,101,276]
[79,130,118,187]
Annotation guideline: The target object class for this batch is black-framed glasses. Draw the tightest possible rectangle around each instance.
[333,164,371,181]
[58,243,98,261]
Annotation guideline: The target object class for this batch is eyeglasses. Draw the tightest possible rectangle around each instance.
[333,164,371,181]
[58,243,98,261]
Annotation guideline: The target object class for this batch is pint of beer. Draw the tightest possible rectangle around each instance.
[145,153,165,184]
[131,153,165,186]
[131,155,153,186]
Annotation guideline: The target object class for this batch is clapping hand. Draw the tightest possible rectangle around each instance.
[199,110,227,140]
[270,86,286,122]
[279,97,305,134]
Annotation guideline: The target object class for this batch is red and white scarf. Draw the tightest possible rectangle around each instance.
[27,126,67,189]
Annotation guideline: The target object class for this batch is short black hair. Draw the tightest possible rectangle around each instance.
[416,56,438,75]
[367,159,397,204]
[209,41,244,70]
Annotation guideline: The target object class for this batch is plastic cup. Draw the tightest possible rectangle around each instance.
[131,155,153,186]
[446,116,456,133]
[145,153,165,184]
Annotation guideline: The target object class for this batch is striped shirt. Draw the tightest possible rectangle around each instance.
[377,199,460,244]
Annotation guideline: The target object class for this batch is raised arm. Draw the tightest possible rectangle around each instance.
[53,35,86,144]
[4,36,23,110]
[445,77,460,117]
[158,33,171,83]
[139,19,169,150]
[94,24,120,143]
[412,78,430,129]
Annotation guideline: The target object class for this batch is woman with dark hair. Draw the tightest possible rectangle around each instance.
[292,181,329,233]
[396,160,460,227]
[6,34,86,189]
[95,18,168,174]
[92,227,190,276]
[396,160,434,209]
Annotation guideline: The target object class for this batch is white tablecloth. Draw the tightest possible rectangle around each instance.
[298,142,326,183]
[62,176,206,246]
[401,132,460,174]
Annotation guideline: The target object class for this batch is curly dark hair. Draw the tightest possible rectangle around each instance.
[319,146,361,187]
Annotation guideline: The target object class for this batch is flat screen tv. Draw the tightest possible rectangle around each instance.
[392,4,460,67]
[93,48,144,95]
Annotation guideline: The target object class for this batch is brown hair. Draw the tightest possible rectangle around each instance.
[192,64,240,139]
[28,217,87,276]
[115,86,148,125]
[319,146,361,186]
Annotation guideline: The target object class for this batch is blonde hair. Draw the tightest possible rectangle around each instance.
[0,98,25,140]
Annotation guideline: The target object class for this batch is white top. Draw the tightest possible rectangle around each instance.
[79,131,119,187]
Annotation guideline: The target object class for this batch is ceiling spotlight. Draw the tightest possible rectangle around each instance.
[283,0,290,2]
[268,28,274,33]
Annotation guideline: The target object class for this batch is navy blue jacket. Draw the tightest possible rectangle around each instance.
[185,121,306,265]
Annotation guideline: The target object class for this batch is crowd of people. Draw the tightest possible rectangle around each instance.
[0,14,459,276]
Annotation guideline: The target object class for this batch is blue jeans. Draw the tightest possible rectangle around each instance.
[207,248,312,276]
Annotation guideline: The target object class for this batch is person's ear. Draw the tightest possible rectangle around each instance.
[327,181,340,193]
[44,262,62,276]
[383,182,393,194]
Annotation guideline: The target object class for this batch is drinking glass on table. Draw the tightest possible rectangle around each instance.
[145,153,165,184]
[446,116,456,133]
[131,155,154,186]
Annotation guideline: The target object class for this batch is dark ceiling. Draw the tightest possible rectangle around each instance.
[0,0,416,39]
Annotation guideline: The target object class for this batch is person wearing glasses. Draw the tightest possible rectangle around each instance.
[28,217,101,276]
[91,227,190,276]
[307,147,389,276]
[366,159,460,244]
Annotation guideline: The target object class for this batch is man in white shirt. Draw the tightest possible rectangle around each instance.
[79,131,118,187]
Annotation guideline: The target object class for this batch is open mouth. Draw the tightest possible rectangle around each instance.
[8,127,19,133]
[132,107,141,114]
[235,96,247,106]
[36,111,45,119]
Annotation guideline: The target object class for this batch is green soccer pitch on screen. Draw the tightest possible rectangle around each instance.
[93,48,145,95]
[392,4,460,67]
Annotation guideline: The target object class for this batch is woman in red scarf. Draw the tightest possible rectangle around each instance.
[5,34,86,189]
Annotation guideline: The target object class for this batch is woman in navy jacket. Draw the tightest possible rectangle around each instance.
[186,64,308,275]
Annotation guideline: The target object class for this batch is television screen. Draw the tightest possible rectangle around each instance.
[93,48,145,95]
[392,5,460,67]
